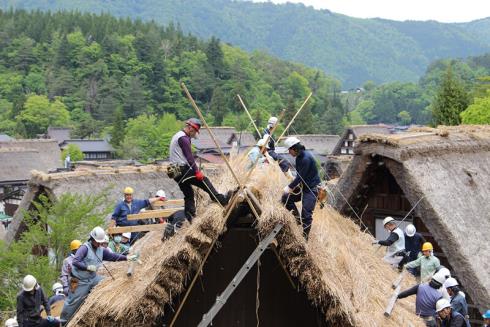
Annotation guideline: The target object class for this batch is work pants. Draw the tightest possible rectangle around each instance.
[22,319,58,327]
[175,173,227,221]
[383,254,404,268]
[281,189,317,239]
[60,275,103,322]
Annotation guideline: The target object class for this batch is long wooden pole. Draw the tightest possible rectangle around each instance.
[277,92,313,141]
[237,94,262,138]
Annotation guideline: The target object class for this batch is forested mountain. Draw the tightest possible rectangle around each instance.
[1,0,489,87]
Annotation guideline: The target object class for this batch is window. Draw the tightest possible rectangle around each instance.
[348,133,354,140]
[341,148,347,154]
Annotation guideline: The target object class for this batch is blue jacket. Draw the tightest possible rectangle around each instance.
[288,150,320,192]
[405,232,425,261]
[450,292,468,317]
[112,199,150,226]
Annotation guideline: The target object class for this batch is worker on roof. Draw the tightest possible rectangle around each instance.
[16,275,58,327]
[60,227,138,322]
[108,233,131,254]
[47,282,65,307]
[404,242,440,282]
[281,136,320,240]
[372,217,405,267]
[263,117,289,173]
[443,277,469,319]
[397,273,446,327]
[111,186,164,240]
[402,224,426,276]
[435,298,469,327]
[60,240,81,295]
[168,118,230,221]
[483,309,490,327]
[247,137,272,169]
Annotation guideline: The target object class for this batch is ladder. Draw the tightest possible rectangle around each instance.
[197,223,284,327]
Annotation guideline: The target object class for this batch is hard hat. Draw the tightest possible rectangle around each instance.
[103,235,109,243]
[5,318,18,327]
[22,275,37,292]
[123,186,134,195]
[483,309,490,319]
[284,137,301,149]
[421,242,433,251]
[156,189,166,198]
[432,270,449,285]
[405,224,416,237]
[52,282,63,292]
[435,298,451,312]
[436,267,451,279]
[383,216,395,226]
[89,226,106,243]
[186,118,202,132]
[122,232,131,239]
[70,240,82,251]
[268,117,278,125]
[444,277,459,289]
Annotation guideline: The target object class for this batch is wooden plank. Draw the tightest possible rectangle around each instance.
[108,224,167,234]
[384,285,401,317]
[127,208,182,220]
[153,199,184,207]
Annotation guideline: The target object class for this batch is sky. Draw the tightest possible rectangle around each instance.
[252,0,490,23]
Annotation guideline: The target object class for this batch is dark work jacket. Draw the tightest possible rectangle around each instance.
[405,232,425,261]
[16,286,50,327]
[440,310,469,327]
[288,150,320,191]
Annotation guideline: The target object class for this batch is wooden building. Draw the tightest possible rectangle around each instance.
[331,124,391,155]
[330,126,490,323]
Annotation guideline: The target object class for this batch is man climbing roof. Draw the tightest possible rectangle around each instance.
[372,217,405,267]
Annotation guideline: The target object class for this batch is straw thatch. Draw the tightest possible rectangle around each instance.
[332,125,490,310]
[4,165,184,244]
[0,139,61,183]
[68,158,423,327]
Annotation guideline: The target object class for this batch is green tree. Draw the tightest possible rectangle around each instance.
[431,66,470,126]
[17,95,71,137]
[110,107,126,147]
[0,192,108,310]
[398,111,412,125]
[460,91,490,124]
[61,144,84,162]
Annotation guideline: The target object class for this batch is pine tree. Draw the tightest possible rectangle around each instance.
[111,107,125,147]
[431,66,469,126]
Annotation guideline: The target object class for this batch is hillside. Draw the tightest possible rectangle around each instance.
[1,0,490,87]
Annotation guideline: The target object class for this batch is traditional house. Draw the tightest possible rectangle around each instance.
[60,139,115,160]
[45,126,72,145]
[4,165,183,244]
[331,124,391,156]
[330,126,490,319]
[67,163,423,327]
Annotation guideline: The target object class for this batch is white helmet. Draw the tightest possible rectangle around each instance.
[444,277,459,289]
[122,232,131,239]
[256,138,270,148]
[284,137,301,149]
[432,270,450,285]
[156,189,166,198]
[405,224,416,237]
[435,298,451,312]
[22,275,37,292]
[52,282,63,293]
[103,235,109,243]
[90,226,106,243]
[267,117,278,126]
[5,318,18,327]
[383,216,395,226]
[437,267,451,279]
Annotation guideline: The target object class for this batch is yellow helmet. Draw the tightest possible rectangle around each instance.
[123,186,134,195]
[70,239,82,251]
[422,242,433,251]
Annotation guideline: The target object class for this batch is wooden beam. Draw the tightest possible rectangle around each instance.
[152,199,184,207]
[108,224,167,234]
[384,285,401,317]
[127,208,182,220]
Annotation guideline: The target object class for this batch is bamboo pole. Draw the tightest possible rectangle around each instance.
[384,285,401,317]
[277,92,313,141]
[392,270,405,289]
[237,94,262,138]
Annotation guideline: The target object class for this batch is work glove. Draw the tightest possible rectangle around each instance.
[371,240,379,245]
[87,265,97,272]
[283,185,292,194]
[127,253,140,261]
[195,170,205,181]
[46,316,55,323]
[159,196,166,201]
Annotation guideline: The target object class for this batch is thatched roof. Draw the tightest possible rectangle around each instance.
[193,127,236,150]
[332,124,391,155]
[4,165,184,244]
[0,139,61,184]
[68,159,423,327]
[47,126,71,144]
[332,125,490,310]
[290,134,341,155]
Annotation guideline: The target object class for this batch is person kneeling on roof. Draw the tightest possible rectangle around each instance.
[404,242,440,282]
[372,216,405,268]
[168,118,230,221]
[281,137,320,240]
[435,298,470,327]
[444,277,469,320]
[263,117,290,173]
[48,283,65,307]
[60,227,138,322]
[247,137,273,169]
